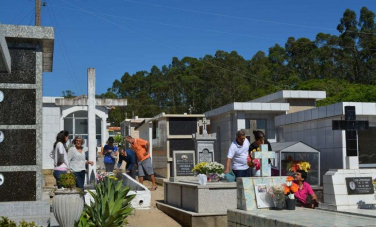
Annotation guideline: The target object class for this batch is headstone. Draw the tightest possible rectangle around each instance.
[173,150,195,177]
[251,144,275,177]
[192,123,216,165]
[0,24,54,226]
[321,106,376,211]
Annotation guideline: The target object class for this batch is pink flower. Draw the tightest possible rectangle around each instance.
[253,159,260,171]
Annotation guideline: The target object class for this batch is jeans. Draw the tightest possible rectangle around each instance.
[74,170,86,189]
[53,170,67,188]
[104,162,115,172]
[233,168,250,179]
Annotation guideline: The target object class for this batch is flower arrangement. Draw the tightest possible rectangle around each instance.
[248,147,260,170]
[286,159,311,172]
[192,162,224,175]
[284,176,299,199]
[270,184,286,209]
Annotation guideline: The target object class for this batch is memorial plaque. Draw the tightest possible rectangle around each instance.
[0,171,36,202]
[198,148,213,163]
[346,177,374,195]
[0,89,36,125]
[0,129,36,165]
[0,49,36,84]
[173,151,195,176]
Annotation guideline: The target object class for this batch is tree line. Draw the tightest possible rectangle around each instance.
[64,7,376,125]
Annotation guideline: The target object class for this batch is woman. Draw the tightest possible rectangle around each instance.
[52,131,70,188]
[248,130,272,176]
[68,136,93,189]
[103,137,118,172]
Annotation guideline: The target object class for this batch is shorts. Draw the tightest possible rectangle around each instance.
[138,157,154,177]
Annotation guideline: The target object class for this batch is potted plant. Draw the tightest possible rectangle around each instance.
[284,176,299,210]
[52,173,84,227]
[204,162,224,182]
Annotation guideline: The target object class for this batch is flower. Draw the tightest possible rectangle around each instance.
[286,160,311,172]
[192,162,224,175]
[284,176,299,199]
[250,147,261,170]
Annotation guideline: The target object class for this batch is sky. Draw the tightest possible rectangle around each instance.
[1,0,375,97]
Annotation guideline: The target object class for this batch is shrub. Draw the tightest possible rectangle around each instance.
[0,217,38,227]
[58,173,76,189]
[75,175,135,227]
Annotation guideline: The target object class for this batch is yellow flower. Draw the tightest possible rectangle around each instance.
[297,161,311,172]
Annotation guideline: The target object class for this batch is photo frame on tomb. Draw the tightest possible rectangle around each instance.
[254,184,274,208]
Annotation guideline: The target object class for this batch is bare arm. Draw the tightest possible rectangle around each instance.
[224,158,232,174]
[143,142,150,156]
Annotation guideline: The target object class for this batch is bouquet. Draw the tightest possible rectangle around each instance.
[284,176,299,199]
[192,162,224,175]
[286,160,311,172]
[192,162,209,175]
[270,184,286,207]
[248,147,260,170]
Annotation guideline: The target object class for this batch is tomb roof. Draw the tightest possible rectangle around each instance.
[249,90,326,103]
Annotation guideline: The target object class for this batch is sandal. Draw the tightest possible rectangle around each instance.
[149,186,158,191]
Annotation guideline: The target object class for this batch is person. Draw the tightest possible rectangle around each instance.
[67,136,93,189]
[117,147,137,179]
[52,131,70,188]
[103,137,118,172]
[125,136,157,191]
[294,170,318,208]
[248,130,272,176]
[224,130,251,179]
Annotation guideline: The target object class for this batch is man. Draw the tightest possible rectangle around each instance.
[224,130,250,179]
[125,136,157,191]
[294,170,318,208]
[117,147,137,179]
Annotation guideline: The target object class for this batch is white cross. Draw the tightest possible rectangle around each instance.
[251,144,275,177]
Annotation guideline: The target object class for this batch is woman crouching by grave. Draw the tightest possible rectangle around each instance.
[51,131,70,188]
[103,137,118,172]
[224,130,251,179]
[294,170,319,208]
[67,136,93,189]
[248,130,272,176]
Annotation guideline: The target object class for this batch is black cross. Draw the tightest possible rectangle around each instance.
[332,106,369,156]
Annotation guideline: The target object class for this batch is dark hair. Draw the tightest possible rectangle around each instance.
[297,170,307,181]
[108,137,114,142]
[53,132,66,149]
[59,130,69,137]
[253,130,265,141]
[236,130,245,137]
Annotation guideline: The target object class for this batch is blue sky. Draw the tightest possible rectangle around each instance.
[1,0,375,96]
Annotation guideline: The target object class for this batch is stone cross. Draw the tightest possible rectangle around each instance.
[332,106,369,169]
[55,69,127,183]
[332,106,369,156]
[251,144,275,177]
[198,117,209,134]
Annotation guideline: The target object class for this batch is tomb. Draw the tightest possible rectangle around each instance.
[0,24,54,226]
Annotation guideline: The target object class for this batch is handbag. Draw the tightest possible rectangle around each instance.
[225,171,236,182]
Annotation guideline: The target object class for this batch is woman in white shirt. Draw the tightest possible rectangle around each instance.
[68,136,93,189]
[52,131,70,188]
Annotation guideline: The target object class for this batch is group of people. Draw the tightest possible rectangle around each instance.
[51,131,157,191]
[224,130,318,208]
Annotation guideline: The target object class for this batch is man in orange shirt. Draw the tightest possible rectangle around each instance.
[125,136,157,190]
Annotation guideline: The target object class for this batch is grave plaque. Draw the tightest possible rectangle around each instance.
[346,177,374,195]
[198,148,213,163]
[173,151,195,176]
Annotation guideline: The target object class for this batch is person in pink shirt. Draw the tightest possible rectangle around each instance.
[294,170,318,208]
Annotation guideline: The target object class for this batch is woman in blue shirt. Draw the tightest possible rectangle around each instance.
[103,137,118,172]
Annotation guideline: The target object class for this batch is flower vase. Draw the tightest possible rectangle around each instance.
[285,198,296,210]
[52,189,84,227]
[206,173,219,182]
[273,193,285,210]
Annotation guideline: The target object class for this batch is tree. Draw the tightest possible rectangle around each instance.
[62,90,76,98]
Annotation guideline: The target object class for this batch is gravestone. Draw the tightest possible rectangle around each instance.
[251,144,275,177]
[192,118,216,164]
[0,24,54,226]
[321,106,376,211]
[173,150,195,177]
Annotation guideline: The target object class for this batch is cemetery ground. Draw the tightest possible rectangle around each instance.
[44,173,181,227]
